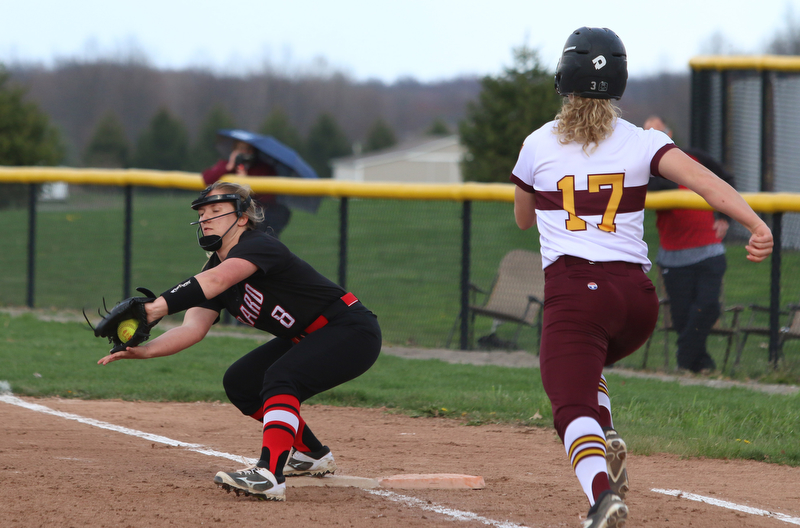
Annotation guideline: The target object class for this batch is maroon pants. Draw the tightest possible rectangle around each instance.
[540,256,659,440]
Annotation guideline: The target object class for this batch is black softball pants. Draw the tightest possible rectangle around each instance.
[222,306,381,417]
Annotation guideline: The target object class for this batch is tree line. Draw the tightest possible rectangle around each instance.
[1,53,684,185]
[79,105,436,178]
[7,60,477,175]
[3,18,799,207]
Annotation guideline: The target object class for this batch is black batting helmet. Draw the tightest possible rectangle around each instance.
[554,27,627,100]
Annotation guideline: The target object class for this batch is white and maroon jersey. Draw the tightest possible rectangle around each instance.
[510,118,675,271]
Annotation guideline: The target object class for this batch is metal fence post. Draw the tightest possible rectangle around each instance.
[689,68,707,150]
[123,186,133,299]
[26,183,37,308]
[459,200,472,350]
[769,212,783,367]
[339,197,348,289]
[760,70,775,192]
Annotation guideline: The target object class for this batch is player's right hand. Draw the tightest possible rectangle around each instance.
[97,346,146,365]
[745,223,773,263]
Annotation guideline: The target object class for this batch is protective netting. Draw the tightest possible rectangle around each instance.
[685,59,800,370]
[0,187,537,350]
[692,62,800,250]
[1,180,798,373]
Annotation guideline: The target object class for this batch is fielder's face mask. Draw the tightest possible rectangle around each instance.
[190,188,252,251]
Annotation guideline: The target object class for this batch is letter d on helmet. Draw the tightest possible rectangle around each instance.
[554,27,627,100]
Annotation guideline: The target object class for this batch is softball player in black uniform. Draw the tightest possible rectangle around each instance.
[98,181,382,501]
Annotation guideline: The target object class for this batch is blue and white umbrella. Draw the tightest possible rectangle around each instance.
[216,129,321,213]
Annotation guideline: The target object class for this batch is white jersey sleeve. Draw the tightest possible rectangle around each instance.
[510,118,675,271]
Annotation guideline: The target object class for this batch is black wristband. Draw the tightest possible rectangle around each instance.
[160,277,207,315]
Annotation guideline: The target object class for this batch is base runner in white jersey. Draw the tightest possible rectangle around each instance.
[510,27,774,528]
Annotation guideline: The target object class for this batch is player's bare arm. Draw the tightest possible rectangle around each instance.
[658,148,773,262]
[97,306,217,365]
[196,257,258,297]
[514,185,537,229]
[143,258,258,324]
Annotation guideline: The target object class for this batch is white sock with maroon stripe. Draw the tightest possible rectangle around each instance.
[597,375,614,429]
[564,416,609,506]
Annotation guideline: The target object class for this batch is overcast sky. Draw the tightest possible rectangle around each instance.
[1,0,797,82]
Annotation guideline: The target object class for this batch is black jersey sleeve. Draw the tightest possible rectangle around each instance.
[226,231,292,275]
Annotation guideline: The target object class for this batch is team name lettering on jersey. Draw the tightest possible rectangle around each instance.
[236,283,264,326]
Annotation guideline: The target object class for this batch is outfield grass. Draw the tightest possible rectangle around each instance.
[2,187,800,382]
[2,312,798,467]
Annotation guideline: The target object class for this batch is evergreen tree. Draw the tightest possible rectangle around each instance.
[258,107,305,156]
[427,118,451,136]
[83,112,129,168]
[188,104,235,172]
[0,67,64,208]
[363,118,397,152]
[132,107,190,171]
[459,46,561,183]
[305,113,352,178]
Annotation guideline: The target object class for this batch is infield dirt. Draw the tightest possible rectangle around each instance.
[2,397,799,528]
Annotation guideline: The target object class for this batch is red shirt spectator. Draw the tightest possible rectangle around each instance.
[201,140,291,237]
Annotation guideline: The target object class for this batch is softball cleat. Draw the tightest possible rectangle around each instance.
[582,490,628,528]
[214,465,286,501]
[603,427,629,499]
[283,446,337,477]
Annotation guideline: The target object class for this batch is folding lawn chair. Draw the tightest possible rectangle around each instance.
[446,249,544,350]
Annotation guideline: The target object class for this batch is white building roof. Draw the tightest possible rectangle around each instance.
[332,135,464,183]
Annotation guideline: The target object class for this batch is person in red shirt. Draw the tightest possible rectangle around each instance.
[645,116,733,373]
[202,140,292,237]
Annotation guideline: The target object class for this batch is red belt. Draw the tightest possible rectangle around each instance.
[291,292,359,344]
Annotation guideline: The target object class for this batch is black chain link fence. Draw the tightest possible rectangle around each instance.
[2,176,799,381]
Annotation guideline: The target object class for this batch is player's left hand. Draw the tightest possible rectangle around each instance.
[85,287,161,353]
[745,223,773,262]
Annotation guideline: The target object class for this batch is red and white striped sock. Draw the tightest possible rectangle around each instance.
[293,415,324,453]
[257,394,300,480]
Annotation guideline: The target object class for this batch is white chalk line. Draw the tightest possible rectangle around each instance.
[10,390,796,527]
[0,392,257,465]
[652,489,800,525]
[368,490,529,528]
[0,390,529,528]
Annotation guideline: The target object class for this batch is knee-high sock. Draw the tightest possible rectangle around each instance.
[597,375,613,429]
[257,394,300,481]
[293,415,324,453]
[253,399,324,454]
[564,416,609,505]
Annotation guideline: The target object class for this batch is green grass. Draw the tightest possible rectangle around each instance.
[2,187,800,382]
[2,312,798,467]
[1,312,244,401]
[0,190,538,350]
